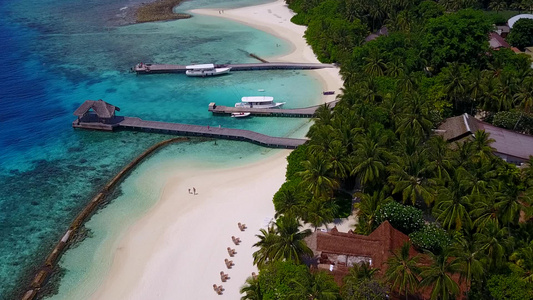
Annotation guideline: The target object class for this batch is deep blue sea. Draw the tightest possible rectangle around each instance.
[0,0,323,298]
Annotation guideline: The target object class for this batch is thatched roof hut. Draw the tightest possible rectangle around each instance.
[73,100,120,119]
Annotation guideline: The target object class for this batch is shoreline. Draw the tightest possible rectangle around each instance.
[87,149,289,299]
[191,0,344,100]
[70,1,344,299]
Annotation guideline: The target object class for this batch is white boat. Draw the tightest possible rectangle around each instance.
[235,96,285,109]
[185,64,231,77]
[231,112,251,118]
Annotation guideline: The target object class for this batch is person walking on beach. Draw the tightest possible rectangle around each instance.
[188,188,191,194]
[193,187,196,195]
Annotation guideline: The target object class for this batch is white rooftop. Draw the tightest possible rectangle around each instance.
[185,64,215,69]
[508,14,533,28]
[241,96,274,103]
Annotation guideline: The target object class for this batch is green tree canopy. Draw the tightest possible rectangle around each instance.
[421,9,492,70]
[508,18,533,50]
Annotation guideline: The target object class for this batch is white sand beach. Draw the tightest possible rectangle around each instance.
[191,0,344,98]
[90,1,344,299]
[91,150,289,299]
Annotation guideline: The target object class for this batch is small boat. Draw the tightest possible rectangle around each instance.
[323,91,335,95]
[257,89,265,92]
[231,112,251,118]
[185,64,231,77]
[235,96,285,109]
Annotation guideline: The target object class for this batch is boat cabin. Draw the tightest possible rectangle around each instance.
[185,63,216,71]
[240,96,275,105]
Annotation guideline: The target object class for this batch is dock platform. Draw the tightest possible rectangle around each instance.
[208,101,339,118]
[133,62,336,74]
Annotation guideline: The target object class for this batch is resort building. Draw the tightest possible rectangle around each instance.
[72,99,121,131]
[495,25,510,38]
[437,113,533,165]
[306,221,415,283]
[489,32,510,50]
[364,26,389,43]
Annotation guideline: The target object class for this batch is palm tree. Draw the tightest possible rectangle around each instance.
[240,276,262,300]
[420,248,460,300]
[253,215,313,267]
[489,0,507,12]
[386,57,405,77]
[252,225,279,268]
[274,187,305,219]
[302,198,338,231]
[471,130,496,164]
[289,271,340,300]
[474,221,510,271]
[494,71,516,111]
[388,154,435,206]
[451,236,485,290]
[433,183,472,231]
[514,77,533,113]
[326,140,351,180]
[351,134,390,188]
[385,242,421,299]
[426,136,453,183]
[440,62,469,112]
[364,49,387,77]
[470,189,499,231]
[344,262,379,284]
[298,152,339,200]
[398,72,420,94]
[495,183,531,226]
[395,93,434,139]
[354,190,392,234]
[509,241,533,283]
[467,69,488,112]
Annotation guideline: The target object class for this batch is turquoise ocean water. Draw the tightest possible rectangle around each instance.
[0,0,322,298]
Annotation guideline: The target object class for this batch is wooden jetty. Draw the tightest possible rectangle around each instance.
[72,100,307,149]
[208,100,339,117]
[133,62,336,74]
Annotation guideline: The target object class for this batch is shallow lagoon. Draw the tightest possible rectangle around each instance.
[0,0,321,297]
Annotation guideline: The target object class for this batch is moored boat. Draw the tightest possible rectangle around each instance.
[185,64,231,77]
[235,96,285,109]
[231,112,251,118]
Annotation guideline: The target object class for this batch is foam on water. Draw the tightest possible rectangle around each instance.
[0,0,320,297]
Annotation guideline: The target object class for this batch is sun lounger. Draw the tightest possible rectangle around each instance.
[232,236,241,245]
[220,271,230,282]
[227,247,236,257]
[238,222,247,231]
[224,258,234,269]
[213,284,223,295]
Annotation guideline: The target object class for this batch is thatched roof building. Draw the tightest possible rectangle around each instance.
[306,221,416,283]
[73,99,120,119]
[437,113,533,164]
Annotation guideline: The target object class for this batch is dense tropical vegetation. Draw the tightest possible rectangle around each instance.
[241,0,533,299]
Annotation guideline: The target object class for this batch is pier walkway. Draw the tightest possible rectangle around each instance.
[72,99,307,150]
[118,117,306,148]
[133,62,336,74]
[209,100,339,117]
[72,99,339,148]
